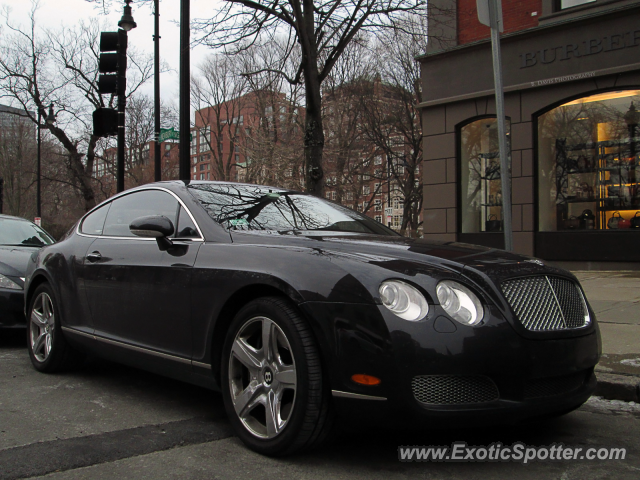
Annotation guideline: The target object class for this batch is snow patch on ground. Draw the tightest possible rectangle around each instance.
[620,358,640,368]
[587,396,640,412]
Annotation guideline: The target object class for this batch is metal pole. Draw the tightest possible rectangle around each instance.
[489,0,513,251]
[179,0,190,182]
[117,84,126,193]
[37,108,41,218]
[154,0,161,182]
[387,154,392,228]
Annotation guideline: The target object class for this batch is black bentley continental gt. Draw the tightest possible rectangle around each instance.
[24,181,600,455]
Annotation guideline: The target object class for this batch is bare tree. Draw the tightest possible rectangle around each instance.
[0,119,37,216]
[0,1,153,213]
[359,20,426,235]
[192,0,431,197]
[238,41,305,189]
[192,55,250,182]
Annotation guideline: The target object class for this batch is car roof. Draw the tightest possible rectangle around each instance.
[139,180,297,193]
[0,213,32,223]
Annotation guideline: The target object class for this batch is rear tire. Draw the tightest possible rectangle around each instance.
[27,283,84,372]
[221,296,333,456]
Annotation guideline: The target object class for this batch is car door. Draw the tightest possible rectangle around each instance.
[83,188,202,360]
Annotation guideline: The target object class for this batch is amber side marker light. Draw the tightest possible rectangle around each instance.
[351,374,381,386]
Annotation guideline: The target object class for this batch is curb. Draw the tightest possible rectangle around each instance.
[595,372,640,402]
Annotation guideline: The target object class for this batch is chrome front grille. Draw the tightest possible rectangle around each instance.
[501,276,589,331]
[411,375,499,405]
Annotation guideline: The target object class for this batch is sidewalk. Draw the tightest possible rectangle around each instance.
[574,271,640,402]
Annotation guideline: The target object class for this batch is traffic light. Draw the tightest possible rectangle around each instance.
[94,30,127,137]
[93,108,118,138]
[98,31,127,96]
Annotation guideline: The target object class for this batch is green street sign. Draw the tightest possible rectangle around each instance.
[159,128,192,143]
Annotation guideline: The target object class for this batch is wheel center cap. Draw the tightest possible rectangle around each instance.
[263,368,273,386]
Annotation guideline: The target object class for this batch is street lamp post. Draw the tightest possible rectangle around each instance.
[179,0,190,182]
[117,0,137,193]
[36,103,56,222]
[153,0,161,182]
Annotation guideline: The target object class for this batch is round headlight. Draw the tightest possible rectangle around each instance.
[379,280,429,322]
[436,280,484,326]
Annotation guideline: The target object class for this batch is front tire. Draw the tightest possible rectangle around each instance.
[221,297,333,456]
[27,283,83,372]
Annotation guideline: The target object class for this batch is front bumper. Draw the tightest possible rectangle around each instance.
[299,301,600,428]
[0,288,26,328]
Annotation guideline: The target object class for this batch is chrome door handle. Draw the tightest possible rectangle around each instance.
[86,252,102,263]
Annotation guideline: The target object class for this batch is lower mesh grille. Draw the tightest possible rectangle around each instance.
[501,276,589,331]
[411,375,499,405]
[523,372,587,399]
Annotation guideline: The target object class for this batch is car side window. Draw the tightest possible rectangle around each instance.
[80,203,111,236]
[103,190,179,238]
[175,206,200,238]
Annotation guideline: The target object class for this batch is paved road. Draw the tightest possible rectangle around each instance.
[575,271,640,376]
[1,330,639,480]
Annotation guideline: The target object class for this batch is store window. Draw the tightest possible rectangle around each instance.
[538,90,640,232]
[460,117,511,233]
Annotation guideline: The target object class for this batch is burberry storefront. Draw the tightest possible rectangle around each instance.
[419,3,640,263]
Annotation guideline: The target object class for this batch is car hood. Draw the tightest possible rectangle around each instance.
[230,231,564,280]
[0,245,40,277]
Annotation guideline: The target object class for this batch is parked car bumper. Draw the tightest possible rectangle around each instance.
[0,287,26,328]
[299,301,600,428]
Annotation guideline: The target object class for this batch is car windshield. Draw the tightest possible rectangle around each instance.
[0,217,55,247]
[188,183,398,236]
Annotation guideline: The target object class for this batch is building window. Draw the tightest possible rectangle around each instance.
[557,0,596,10]
[190,133,197,155]
[346,192,353,200]
[199,163,205,171]
[331,191,336,200]
[375,199,381,211]
[363,185,370,195]
[537,89,640,232]
[374,155,383,165]
[393,215,401,228]
[326,192,331,199]
[375,215,382,223]
[460,117,511,233]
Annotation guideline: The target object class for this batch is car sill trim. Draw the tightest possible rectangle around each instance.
[61,326,192,366]
[331,390,387,401]
[97,336,192,365]
[192,361,212,370]
[61,326,95,340]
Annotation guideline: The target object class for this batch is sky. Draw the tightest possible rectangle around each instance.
[1,0,219,116]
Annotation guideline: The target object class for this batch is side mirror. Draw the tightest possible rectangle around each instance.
[130,215,175,251]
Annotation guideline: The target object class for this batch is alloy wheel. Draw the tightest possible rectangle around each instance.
[228,316,297,439]
[30,292,55,363]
